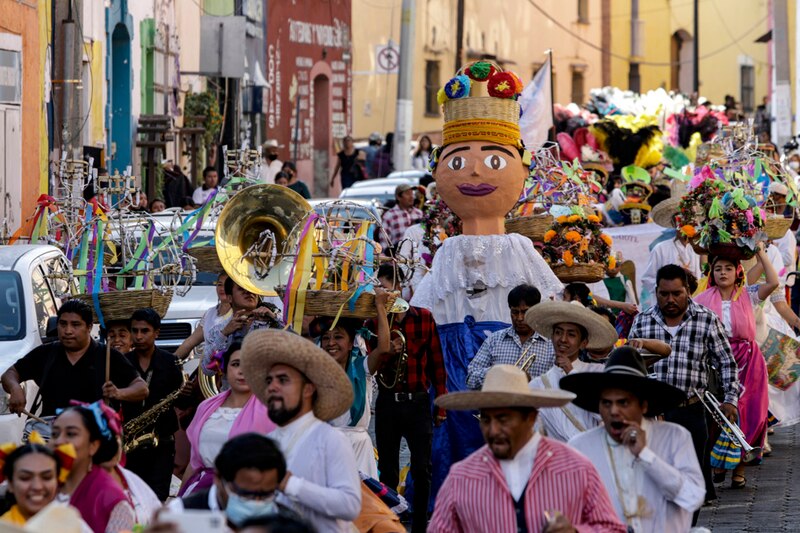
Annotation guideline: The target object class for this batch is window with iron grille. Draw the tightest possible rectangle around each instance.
[425,60,441,116]
[578,0,589,23]
[571,68,585,106]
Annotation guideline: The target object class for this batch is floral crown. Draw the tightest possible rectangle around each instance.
[0,432,76,483]
[58,400,123,441]
[437,61,524,149]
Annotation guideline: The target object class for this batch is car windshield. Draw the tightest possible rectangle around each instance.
[0,272,24,341]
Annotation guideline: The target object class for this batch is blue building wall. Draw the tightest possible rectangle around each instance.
[105,0,134,173]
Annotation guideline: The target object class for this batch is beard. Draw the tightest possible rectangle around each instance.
[267,397,304,426]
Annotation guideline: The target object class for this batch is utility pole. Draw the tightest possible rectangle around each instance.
[628,0,641,93]
[693,0,699,95]
[393,0,415,172]
[772,0,792,146]
[56,0,83,158]
[455,0,465,71]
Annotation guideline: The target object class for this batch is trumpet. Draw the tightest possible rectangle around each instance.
[378,329,408,389]
[694,389,761,462]
[514,344,537,374]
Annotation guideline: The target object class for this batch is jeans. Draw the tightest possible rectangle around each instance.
[664,401,714,524]
[375,391,433,533]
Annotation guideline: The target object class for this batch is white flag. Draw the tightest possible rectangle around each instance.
[518,55,553,150]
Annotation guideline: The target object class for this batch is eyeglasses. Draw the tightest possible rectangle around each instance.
[225,481,276,501]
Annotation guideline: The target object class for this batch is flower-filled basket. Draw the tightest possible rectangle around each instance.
[698,188,766,260]
[676,174,732,254]
[541,207,613,283]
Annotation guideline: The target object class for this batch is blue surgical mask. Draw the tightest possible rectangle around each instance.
[225,492,279,527]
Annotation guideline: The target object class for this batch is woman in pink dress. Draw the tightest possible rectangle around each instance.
[694,245,777,488]
[179,342,275,496]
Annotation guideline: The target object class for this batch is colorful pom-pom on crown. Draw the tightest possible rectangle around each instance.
[438,61,525,148]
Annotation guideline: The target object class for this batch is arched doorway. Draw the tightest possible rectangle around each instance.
[312,74,330,194]
[111,24,132,173]
[671,29,694,95]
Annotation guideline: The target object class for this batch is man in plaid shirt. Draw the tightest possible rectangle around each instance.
[466,284,554,389]
[379,184,423,253]
[629,264,739,510]
[367,265,447,533]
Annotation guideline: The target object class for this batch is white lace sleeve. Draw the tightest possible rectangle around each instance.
[105,501,136,533]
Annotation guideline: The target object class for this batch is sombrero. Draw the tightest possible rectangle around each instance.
[525,301,619,350]
[650,197,680,228]
[241,329,354,421]
[560,346,686,416]
[435,365,574,411]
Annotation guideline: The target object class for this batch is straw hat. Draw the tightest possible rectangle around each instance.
[650,197,681,228]
[560,346,686,416]
[525,301,619,350]
[240,329,354,421]
[435,365,575,411]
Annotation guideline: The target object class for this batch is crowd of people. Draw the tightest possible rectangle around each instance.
[3,59,798,533]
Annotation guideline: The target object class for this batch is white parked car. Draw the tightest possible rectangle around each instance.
[0,245,74,441]
[338,172,426,206]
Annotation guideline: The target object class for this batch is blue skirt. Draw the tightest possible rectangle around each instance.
[428,317,508,509]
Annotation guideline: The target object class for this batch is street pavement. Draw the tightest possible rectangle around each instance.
[697,424,799,532]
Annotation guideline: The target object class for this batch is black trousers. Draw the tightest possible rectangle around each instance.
[375,391,433,533]
[125,438,176,501]
[664,401,714,524]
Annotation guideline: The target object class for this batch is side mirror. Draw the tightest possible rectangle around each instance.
[43,316,58,343]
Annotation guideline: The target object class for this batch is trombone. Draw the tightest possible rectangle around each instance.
[694,389,761,462]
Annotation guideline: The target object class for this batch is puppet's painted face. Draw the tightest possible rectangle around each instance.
[433,141,526,231]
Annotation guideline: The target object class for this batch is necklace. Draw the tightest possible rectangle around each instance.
[605,436,649,529]
[672,239,693,270]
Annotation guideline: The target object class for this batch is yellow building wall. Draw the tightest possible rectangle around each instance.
[609,0,774,111]
[352,0,604,141]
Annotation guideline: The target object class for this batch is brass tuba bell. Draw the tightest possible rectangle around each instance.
[215,184,311,297]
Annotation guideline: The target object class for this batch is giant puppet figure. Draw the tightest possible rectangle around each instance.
[410,62,563,498]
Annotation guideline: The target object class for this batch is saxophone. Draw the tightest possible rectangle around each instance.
[123,373,187,454]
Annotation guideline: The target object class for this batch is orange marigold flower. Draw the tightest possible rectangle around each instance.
[568,215,581,223]
[681,225,697,238]
[600,233,613,246]
[562,250,574,267]
[556,216,569,224]
[564,230,582,243]
[543,230,557,242]
[587,214,601,223]
[608,256,617,270]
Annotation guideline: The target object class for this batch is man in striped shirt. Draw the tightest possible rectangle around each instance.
[466,284,554,389]
[429,365,625,533]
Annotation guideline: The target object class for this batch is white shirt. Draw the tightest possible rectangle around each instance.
[271,412,362,533]
[198,407,241,467]
[569,420,705,532]
[498,433,540,501]
[259,159,283,184]
[640,239,702,308]
[610,188,627,210]
[529,360,604,442]
[329,358,378,478]
[774,228,797,272]
[118,467,161,525]
[192,186,216,206]
[397,223,430,297]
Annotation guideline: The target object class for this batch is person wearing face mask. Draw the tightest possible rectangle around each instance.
[0,433,89,530]
[180,343,275,497]
[167,433,302,530]
[260,140,284,185]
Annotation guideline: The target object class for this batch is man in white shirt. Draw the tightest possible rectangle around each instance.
[641,197,702,308]
[260,139,284,184]
[240,329,362,533]
[563,346,704,532]
[525,301,619,442]
[766,182,797,274]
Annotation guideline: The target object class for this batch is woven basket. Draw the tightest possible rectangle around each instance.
[551,263,605,283]
[690,238,708,255]
[276,289,397,319]
[765,217,792,240]
[73,289,173,323]
[187,246,224,273]
[505,214,553,241]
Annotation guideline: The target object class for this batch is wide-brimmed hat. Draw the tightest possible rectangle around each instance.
[560,346,686,415]
[435,365,575,411]
[769,181,789,196]
[650,197,681,228]
[240,329,353,421]
[263,139,284,149]
[525,301,619,350]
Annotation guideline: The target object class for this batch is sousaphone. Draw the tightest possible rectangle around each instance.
[200,184,311,397]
